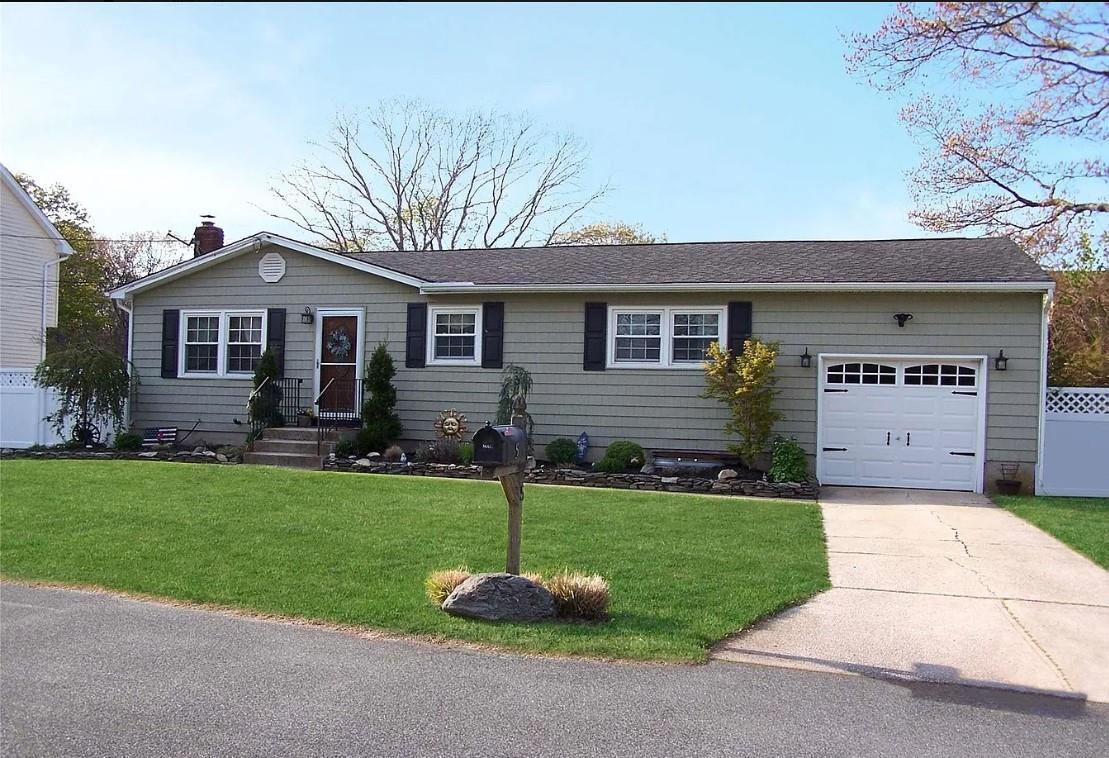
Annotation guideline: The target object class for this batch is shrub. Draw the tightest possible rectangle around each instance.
[545,438,577,466]
[425,567,471,605]
[113,431,143,451]
[702,338,781,468]
[595,440,645,473]
[383,444,404,462]
[769,436,808,483]
[361,343,403,452]
[248,349,284,429]
[415,439,462,464]
[459,441,474,466]
[34,336,131,440]
[334,439,358,458]
[544,572,611,621]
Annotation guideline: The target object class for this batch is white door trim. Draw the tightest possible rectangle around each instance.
[815,353,989,493]
[313,308,366,414]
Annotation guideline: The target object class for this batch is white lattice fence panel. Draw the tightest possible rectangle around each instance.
[1045,388,1109,415]
[0,370,37,388]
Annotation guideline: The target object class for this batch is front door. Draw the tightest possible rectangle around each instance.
[316,312,361,418]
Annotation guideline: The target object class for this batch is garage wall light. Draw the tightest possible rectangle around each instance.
[800,347,812,368]
[893,313,913,328]
[300,306,315,325]
[994,350,1008,371]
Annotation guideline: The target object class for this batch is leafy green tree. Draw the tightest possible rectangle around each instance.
[702,338,782,468]
[1048,237,1109,387]
[358,343,402,453]
[495,364,534,437]
[550,222,663,246]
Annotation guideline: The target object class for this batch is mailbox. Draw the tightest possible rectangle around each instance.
[472,423,527,469]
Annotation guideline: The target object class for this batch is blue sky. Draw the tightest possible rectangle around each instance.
[2,2,923,245]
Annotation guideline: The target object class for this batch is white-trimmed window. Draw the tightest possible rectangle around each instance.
[226,314,264,374]
[180,310,266,378]
[428,306,482,365]
[607,306,726,368]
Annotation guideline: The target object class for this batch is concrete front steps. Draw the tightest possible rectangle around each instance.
[243,426,340,469]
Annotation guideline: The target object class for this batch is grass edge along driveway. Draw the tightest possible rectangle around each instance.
[994,494,1109,571]
[0,460,829,662]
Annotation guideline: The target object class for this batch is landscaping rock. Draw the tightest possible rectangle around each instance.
[367,452,381,459]
[355,458,371,467]
[639,464,655,475]
[216,454,228,463]
[661,476,679,484]
[442,572,557,622]
[717,468,738,480]
[138,451,158,458]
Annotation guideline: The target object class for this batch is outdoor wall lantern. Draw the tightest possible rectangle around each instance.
[893,313,914,328]
[995,350,1009,371]
[800,347,812,368]
[300,306,315,325]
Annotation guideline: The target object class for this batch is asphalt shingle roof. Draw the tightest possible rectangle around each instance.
[346,237,1051,286]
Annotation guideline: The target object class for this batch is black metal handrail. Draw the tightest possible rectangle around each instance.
[317,378,365,454]
[248,377,304,441]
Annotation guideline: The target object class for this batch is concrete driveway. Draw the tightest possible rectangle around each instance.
[715,487,1109,702]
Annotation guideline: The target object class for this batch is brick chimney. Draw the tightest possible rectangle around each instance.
[193,215,224,257]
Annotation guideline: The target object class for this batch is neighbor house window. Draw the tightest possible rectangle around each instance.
[180,310,266,378]
[428,307,481,365]
[608,306,726,368]
[226,314,264,373]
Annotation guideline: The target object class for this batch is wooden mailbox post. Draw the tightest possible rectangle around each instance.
[472,394,531,575]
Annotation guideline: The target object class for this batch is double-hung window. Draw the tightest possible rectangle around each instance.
[608,306,726,368]
[428,306,482,365]
[180,310,266,377]
[226,314,264,374]
[184,315,220,374]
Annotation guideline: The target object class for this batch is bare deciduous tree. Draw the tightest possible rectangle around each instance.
[848,2,1108,264]
[269,100,608,252]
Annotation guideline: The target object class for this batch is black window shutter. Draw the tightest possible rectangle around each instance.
[482,302,504,369]
[406,303,427,368]
[583,302,607,371]
[727,301,753,355]
[266,308,286,377]
[160,309,179,378]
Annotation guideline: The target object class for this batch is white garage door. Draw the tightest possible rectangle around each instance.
[818,358,983,492]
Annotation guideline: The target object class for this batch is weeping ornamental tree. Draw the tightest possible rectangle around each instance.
[702,339,782,468]
[495,364,534,437]
[248,350,283,431]
[33,338,130,443]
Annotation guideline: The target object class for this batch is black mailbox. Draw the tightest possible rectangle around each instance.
[472,424,527,469]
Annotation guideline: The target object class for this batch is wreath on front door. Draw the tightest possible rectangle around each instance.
[327,328,352,361]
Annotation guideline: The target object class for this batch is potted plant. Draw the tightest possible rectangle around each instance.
[995,462,1022,495]
[296,407,316,428]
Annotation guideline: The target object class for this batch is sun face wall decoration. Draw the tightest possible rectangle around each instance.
[434,409,468,440]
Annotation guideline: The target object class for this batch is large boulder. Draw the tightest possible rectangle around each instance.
[442,572,557,622]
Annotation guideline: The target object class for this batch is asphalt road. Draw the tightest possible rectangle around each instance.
[2,583,1106,758]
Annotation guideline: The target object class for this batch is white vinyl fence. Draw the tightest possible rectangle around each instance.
[1039,387,1109,497]
[0,370,64,448]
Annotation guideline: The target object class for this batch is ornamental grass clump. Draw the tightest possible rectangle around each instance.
[543,571,611,621]
[425,567,471,605]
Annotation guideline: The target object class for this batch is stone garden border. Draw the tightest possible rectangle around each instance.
[0,448,818,499]
[0,447,242,465]
[327,457,818,499]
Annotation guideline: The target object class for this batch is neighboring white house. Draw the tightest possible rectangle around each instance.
[0,162,74,448]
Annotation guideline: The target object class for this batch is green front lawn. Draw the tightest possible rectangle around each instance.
[0,460,828,661]
[994,495,1109,570]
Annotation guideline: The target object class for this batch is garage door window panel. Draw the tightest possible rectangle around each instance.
[826,362,896,385]
[905,364,976,387]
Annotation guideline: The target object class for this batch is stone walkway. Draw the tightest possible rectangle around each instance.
[714,487,1109,702]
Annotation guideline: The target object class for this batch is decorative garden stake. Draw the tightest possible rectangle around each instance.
[471,394,532,575]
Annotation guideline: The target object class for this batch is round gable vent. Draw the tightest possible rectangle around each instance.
[258,252,286,283]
